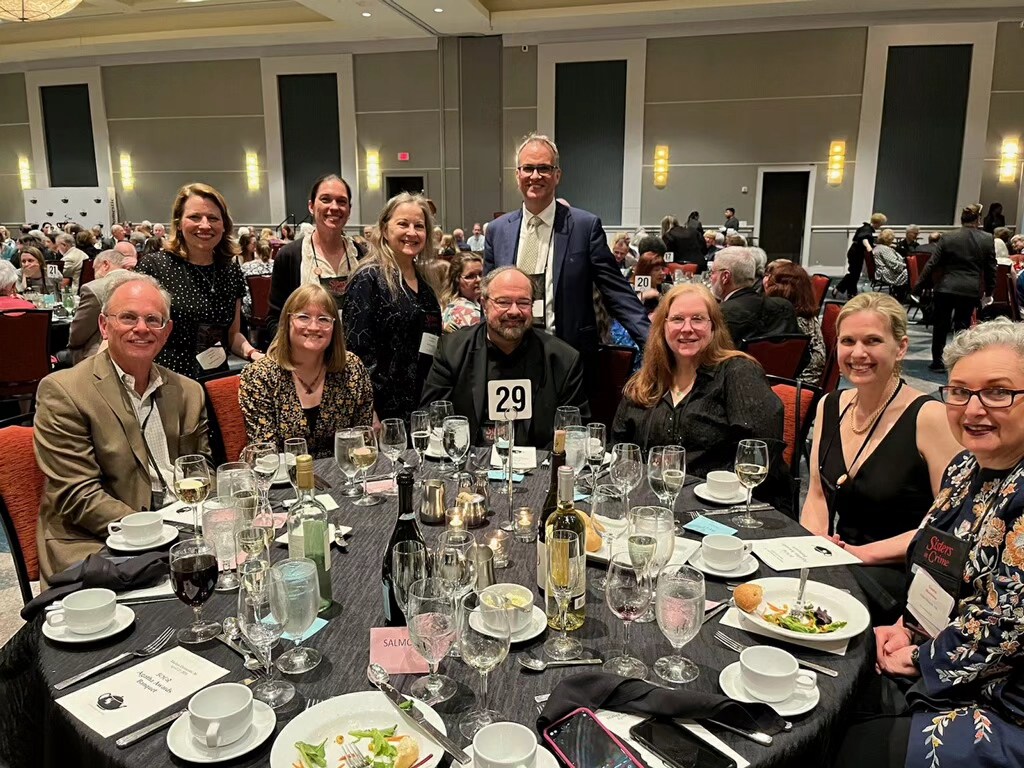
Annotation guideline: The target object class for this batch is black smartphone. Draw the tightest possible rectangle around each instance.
[543,707,647,768]
[628,718,738,768]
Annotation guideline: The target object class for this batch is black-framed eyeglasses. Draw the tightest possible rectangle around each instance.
[516,165,558,178]
[938,386,1024,408]
[104,312,169,330]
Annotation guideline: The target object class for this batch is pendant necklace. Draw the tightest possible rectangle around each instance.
[293,367,325,395]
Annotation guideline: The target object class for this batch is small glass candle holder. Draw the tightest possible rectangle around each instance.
[488,529,511,568]
[445,506,466,533]
[513,506,537,543]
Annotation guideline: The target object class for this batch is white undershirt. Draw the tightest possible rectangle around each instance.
[111,359,174,494]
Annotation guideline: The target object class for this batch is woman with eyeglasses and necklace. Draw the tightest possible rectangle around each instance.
[803,293,960,622]
[441,251,484,333]
[239,283,373,458]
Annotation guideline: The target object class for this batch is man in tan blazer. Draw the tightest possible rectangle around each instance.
[34,274,209,586]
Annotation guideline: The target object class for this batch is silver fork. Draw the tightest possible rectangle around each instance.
[343,742,370,768]
[305,697,322,710]
[713,630,838,678]
[54,627,175,691]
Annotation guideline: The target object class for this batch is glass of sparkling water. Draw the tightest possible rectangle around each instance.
[654,564,705,683]
[201,496,243,591]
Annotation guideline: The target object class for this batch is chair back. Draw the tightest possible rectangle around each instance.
[740,334,811,379]
[663,263,684,278]
[0,425,44,603]
[766,376,821,476]
[810,274,830,313]
[587,345,636,428]
[680,263,698,276]
[78,259,95,292]
[864,249,878,283]
[909,251,932,272]
[0,310,52,403]
[992,264,1011,304]
[247,276,272,326]
[201,373,247,464]
[820,299,842,357]
[1008,270,1021,321]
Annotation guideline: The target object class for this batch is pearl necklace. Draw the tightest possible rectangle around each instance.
[848,377,900,435]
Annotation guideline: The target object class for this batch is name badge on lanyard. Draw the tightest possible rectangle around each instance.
[527,273,546,329]
[905,525,971,638]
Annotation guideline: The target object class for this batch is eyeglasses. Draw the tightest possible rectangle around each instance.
[104,312,169,330]
[460,274,482,281]
[666,315,711,330]
[290,313,336,329]
[939,386,1024,409]
[516,165,558,178]
[489,297,534,312]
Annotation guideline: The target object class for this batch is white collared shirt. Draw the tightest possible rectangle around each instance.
[467,234,486,252]
[111,359,174,494]
[515,199,557,333]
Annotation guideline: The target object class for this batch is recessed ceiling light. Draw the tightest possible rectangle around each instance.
[433,7,443,12]
[362,11,371,16]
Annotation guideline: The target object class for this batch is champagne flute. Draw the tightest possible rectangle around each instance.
[274,558,322,674]
[335,428,364,498]
[733,439,769,530]
[350,425,381,506]
[583,422,607,491]
[442,416,471,486]
[173,454,211,531]
[544,530,583,661]
[604,552,653,679]
[283,438,307,497]
[434,530,477,659]
[429,400,454,475]
[610,443,642,511]
[458,591,510,739]
[242,442,282,526]
[563,426,589,494]
[406,577,458,704]
[380,418,407,496]
[238,561,294,707]
[553,405,581,453]
[648,446,686,534]
[410,410,431,471]
[201,496,243,591]
[654,564,705,683]
[494,416,517,531]
[629,506,676,623]
[391,540,428,619]
[170,538,221,644]
[590,484,627,591]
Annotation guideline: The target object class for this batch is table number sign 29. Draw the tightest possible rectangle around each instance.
[487,379,533,421]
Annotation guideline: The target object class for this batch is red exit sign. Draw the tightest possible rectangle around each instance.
[397,152,410,162]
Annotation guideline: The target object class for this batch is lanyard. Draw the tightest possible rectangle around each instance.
[311,235,355,278]
[819,379,904,490]
[136,395,169,498]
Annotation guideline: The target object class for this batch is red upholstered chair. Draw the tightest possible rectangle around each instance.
[1008,270,1021,321]
[0,424,45,604]
[680,263,698,276]
[864,249,881,289]
[246,275,272,348]
[586,345,636,428]
[819,299,843,393]
[767,376,821,513]
[810,274,830,313]
[740,334,811,380]
[201,373,247,464]
[0,309,52,410]
[663,263,684,279]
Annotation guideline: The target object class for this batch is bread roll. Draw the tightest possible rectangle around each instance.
[733,583,764,613]
[395,736,420,768]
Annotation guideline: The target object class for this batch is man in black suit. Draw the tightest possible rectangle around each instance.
[710,247,799,345]
[420,265,589,449]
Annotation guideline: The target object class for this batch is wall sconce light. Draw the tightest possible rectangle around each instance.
[119,152,135,192]
[653,145,669,189]
[245,151,260,191]
[18,156,32,190]
[999,137,1020,184]
[366,149,381,191]
[826,140,846,186]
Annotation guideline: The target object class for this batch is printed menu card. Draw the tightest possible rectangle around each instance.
[57,647,228,736]
[752,536,862,571]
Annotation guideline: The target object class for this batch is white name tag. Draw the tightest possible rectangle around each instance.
[196,345,227,370]
[663,251,674,263]
[487,378,533,421]
[907,567,955,639]
[418,332,439,356]
[532,299,545,319]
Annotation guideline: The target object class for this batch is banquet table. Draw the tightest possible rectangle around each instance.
[0,452,875,768]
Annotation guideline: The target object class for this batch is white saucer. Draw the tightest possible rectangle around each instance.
[694,483,748,505]
[469,605,547,644]
[424,446,447,460]
[718,661,819,717]
[105,524,179,552]
[42,604,136,643]
[168,700,276,763]
[689,550,759,578]
[464,744,559,768]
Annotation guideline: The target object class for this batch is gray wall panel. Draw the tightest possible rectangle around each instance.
[503,108,537,165]
[0,123,33,224]
[103,60,262,119]
[503,46,537,109]
[992,22,1024,92]
[354,50,439,113]
[355,111,441,169]
[107,117,267,173]
[0,73,28,124]
[115,171,269,223]
[459,37,503,229]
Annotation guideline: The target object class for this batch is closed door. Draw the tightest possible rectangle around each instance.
[386,176,425,198]
[758,171,809,263]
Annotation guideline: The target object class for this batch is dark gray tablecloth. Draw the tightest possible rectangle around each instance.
[0,452,875,768]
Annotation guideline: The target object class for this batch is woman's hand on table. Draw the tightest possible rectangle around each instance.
[877,644,920,678]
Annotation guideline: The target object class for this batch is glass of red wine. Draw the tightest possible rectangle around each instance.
[170,538,222,644]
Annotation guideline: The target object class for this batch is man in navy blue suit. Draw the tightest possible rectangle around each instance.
[483,133,650,362]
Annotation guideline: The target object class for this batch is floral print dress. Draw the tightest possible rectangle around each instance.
[905,450,1024,768]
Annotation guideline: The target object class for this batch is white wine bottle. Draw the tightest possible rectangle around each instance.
[545,466,587,631]
[286,454,333,612]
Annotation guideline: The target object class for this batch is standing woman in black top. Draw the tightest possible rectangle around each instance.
[344,193,442,423]
[835,212,886,297]
[137,183,261,378]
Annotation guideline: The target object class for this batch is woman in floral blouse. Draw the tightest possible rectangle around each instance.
[835,318,1024,768]
[441,251,483,333]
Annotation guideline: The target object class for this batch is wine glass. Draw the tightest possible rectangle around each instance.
[380,418,407,496]
[241,442,282,526]
[201,496,243,592]
[553,405,581,452]
[493,416,518,531]
[274,558,323,674]
[458,590,510,739]
[350,425,381,507]
[410,410,431,471]
[563,426,589,493]
[654,564,705,683]
[732,439,769,530]
[406,578,458,704]
[433,530,477,659]
[604,552,653,679]
[628,506,676,623]
[170,538,221,644]
[238,561,294,707]
[236,525,269,570]
[217,463,258,524]
[544,530,583,661]
[283,438,307,497]
[648,446,686,534]
[610,443,642,510]
[335,428,364,499]
[391,540,428,620]
[173,454,211,531]
[590,484,627,591]
[583,423,607,491]
[442,416,471,486]
[429,400,454,475]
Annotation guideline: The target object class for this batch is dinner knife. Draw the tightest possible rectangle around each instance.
[702,600,732,625]
[367,665,470,764]
[115,709,187,748]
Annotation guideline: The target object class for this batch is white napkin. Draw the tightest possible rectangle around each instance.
[117,577,175,602]
[718,607,849,655]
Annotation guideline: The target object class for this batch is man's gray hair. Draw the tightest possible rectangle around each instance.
[0,260,18,293]
[55,232,75,248]
[480,265,536,301]
[714,247,756,287]
[100,273,172,316]
[516,132,559,166]
[714,232,725,246]
[749,247,768,277]
[943,318,1024,371]
[129,231,146,246]
[94,248,126,269]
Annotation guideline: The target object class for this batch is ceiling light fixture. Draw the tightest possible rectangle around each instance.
[0,0,81,21]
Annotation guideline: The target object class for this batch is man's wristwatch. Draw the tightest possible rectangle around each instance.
[910,646,920,668]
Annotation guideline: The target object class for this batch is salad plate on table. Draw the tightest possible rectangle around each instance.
[270,691,444,768]
[734,576,870,644]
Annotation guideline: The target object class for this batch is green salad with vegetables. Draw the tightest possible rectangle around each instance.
[763,602,847,634]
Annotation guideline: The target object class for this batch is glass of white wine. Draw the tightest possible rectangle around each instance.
[544,530,583,661]
[628,506,676,623]
[283,437,307,498]
[733,439,769,530]
[648,446,686,534]
[173,454,211,530]
[334,428,364,499]
[458,590,510,739]
[350,425,381,507]
[410,410,431,471]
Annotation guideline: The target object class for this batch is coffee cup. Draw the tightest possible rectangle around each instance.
[107,511,163,545]
[188,683,254,748]
[701,534,753,571]
[45,588,116,635]
[706,470,741,499]
[739,645,817,703]
[473,721,537,768]
[480,583,534,634]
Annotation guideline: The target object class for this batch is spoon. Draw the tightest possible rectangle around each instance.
[518,654,603,672]
[226,618,263,671]
[333,528,349,551]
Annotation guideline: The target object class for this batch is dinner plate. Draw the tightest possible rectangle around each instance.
[42,604,135,644]
[463,744,560,768]
[105,524,178,552]
[718,662,819,717]
[269,691,445,768]
[167,700,276,763]
[469,605,547,644]
[735,576,870,644]
[693,483,748,505]
[688,550,759,578]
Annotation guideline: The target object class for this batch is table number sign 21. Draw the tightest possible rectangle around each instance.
[487,379,533,421]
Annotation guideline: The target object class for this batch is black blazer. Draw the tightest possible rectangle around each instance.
[419,324,590,449]
[720,287,800,345]
[916,227,996,298]
[663,226,708,272]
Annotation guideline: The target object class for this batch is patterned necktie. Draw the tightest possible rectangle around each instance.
[519,215,543,274]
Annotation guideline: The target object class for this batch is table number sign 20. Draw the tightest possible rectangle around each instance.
[487,379,533,421]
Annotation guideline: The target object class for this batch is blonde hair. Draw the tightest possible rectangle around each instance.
[353,193,436,299]
[267,284,347,374]
[870,212,888,228]
[836,292,908,376]
[877,228,896,245]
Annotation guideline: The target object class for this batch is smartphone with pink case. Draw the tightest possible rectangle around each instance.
[542,707,648,768]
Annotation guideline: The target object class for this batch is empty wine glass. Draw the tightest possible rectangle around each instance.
[242,442,282,526]
[274,558,322,674]
[429,400,454,475]
[563,426,589,493]
[406,577,457,704]
[380,418,407,496]
[582,422,607,491]
[201,496,243,591]
[173,454,211,530]
[544,530,584,661]
[458,591,510,739]
[283,438,308,497]
[335,428,364,498]
[610,443,642,510]
[493,416,518,531]
[655,564,705,683]
[733,439,769,529]
[553,406,581,452]
[629,506,676,623]
[217,463,258,523]
[350,425,381,507]
[238,561,294,707]
[648,446,686,534]
[590,484,627,591]
[391,540,428,620]
[434,530,477,659]
[410,410,431,471]
[442,416,471,486]
[170,538,221,644]
[604,552,653,679]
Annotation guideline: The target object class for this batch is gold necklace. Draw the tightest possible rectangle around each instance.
[848,378,899,434]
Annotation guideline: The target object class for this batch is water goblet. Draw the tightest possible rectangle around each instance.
[610,443,642,510]
[380,418,407,496]
[590,484,627,591]
[563,426,589,493]
[241,442,282,526]
[283,438,308,497]
[442,416,471,486]
[648,446,686,533]
[654,564,705,683]
[582,422,607,491]
[201,496,243,591]
[406,577,458,704]
[274,558,322,674]
[335,428,364,498]
[429,400,454,475]
[628,506,676,623]
[434,530,477,658]
[553,405,581,453]
[603,552,653,679]
[238,561,294,707]
[391,540,428,621]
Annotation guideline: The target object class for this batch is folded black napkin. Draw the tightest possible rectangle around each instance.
[22,551,169,620]
[537,671,788,736]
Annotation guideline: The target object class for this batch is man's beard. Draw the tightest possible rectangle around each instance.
[491,319,529,341]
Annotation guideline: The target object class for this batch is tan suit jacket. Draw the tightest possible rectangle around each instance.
[67,271,117,365]
[33,351,209,585]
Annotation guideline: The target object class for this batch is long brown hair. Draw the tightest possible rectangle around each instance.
[166,182,240,265]
[764,262,816,319]
[623,283,753,407]
[267,284,348,374]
